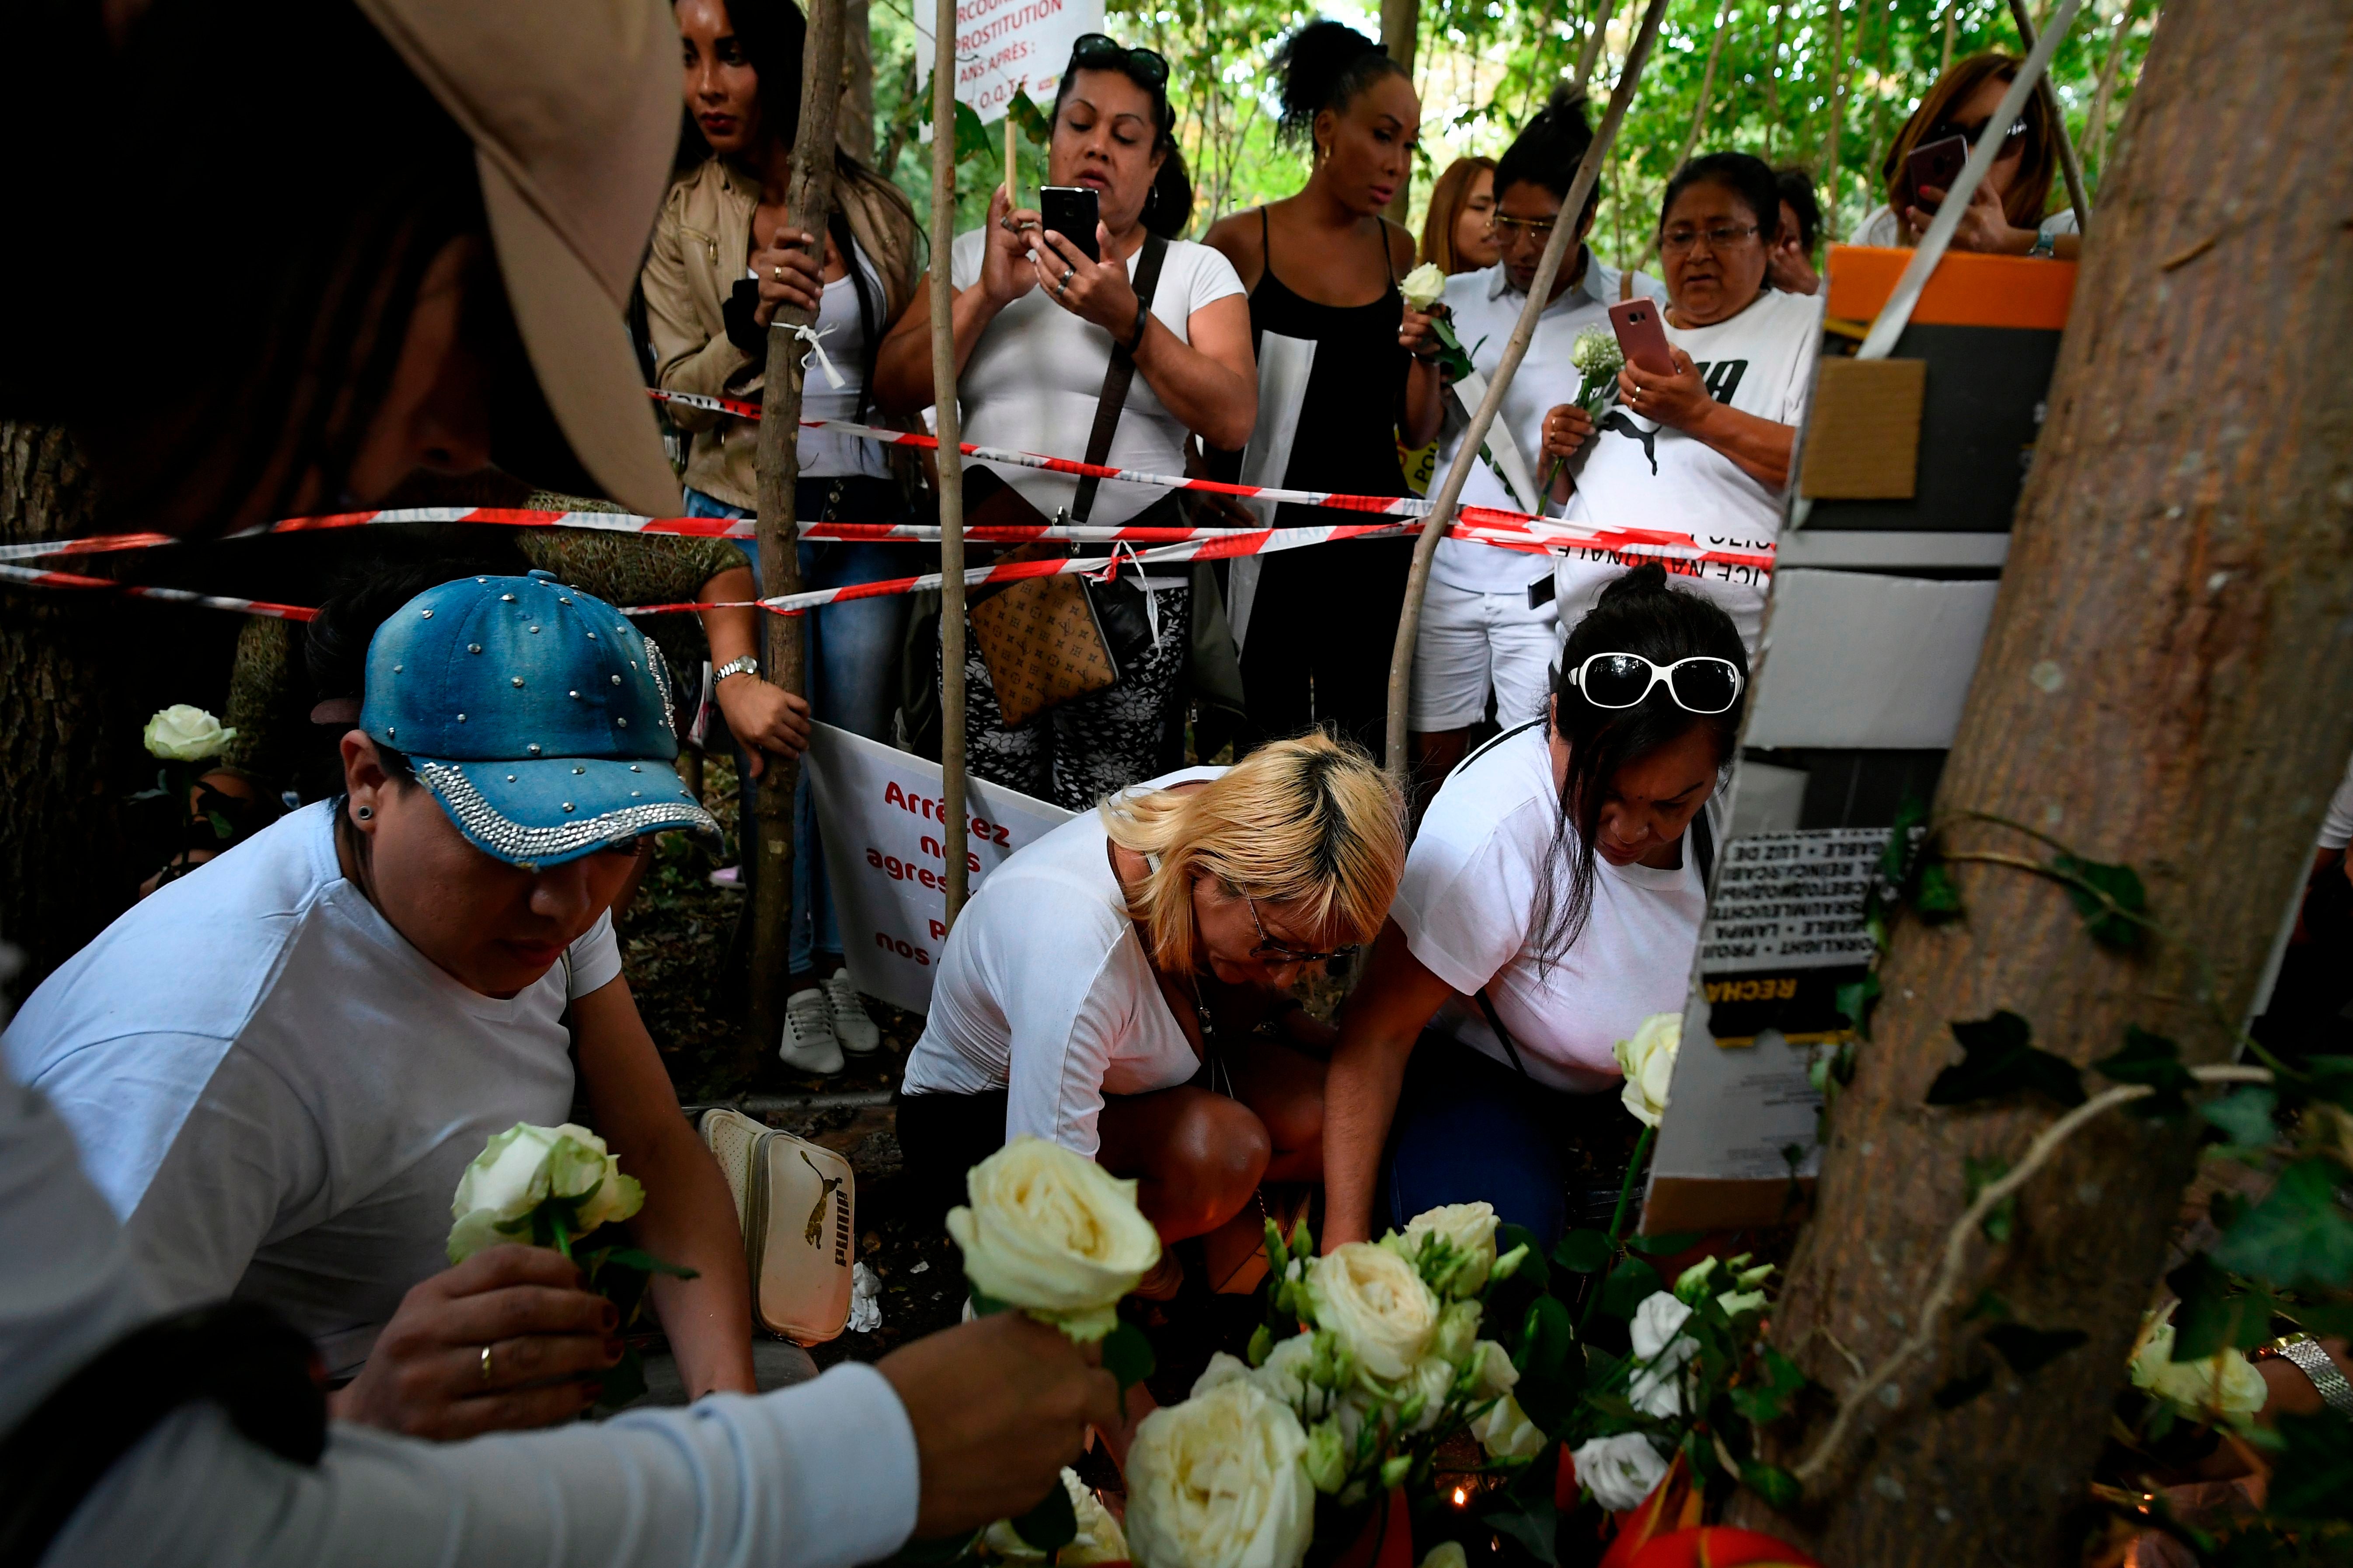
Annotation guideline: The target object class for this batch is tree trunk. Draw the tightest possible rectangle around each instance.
[840,0,874,162]
[1818,0,1844,243]
[0,422,128,998]
[1737,3,2353,1560]
[747,0,847,1062]
[1380,0,1418,223]
[930,0,970,930]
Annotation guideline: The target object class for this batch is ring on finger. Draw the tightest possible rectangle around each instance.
[480,1342,495,1387]
[771,265,785,285]
[1057,265,1075,296]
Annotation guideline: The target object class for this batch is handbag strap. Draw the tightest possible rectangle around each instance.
[1071,231,1170,524]
[1474,987,1535,1082]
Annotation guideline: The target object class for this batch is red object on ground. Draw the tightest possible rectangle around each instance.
[1627,1526,1824,1567]
[1331,1486,1415,1568]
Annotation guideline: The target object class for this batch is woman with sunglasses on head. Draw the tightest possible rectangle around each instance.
[1321,567,1744,1251]
[1200,19,1420,762]
[1536,152,1822,655]
[1855,52,2079,260]
[873,35,1255,810]
[900,734,1404,1280]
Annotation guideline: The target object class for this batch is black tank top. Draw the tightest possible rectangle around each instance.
[1248,208,1409,499]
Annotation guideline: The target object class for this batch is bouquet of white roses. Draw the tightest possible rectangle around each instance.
[447,1121,696,1404]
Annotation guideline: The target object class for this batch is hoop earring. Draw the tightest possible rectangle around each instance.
[354,804,374,821]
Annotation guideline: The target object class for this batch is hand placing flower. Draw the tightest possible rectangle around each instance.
[144,704,236,762]
[1126,1378,1316,1568]
[1616,1011,1681,1128]
[947,1137,1163,1344]
[448,1121,644,1263]
[1399,262,1448,314]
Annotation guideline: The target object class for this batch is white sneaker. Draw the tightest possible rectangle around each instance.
[823,973,882,1055]
[780,988,844,1075]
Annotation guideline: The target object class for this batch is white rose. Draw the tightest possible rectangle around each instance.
[448,1122,643,1263]
[143,704,235,763]
[1400,262,1448,313]
[1570,1432,1670,1512]
[1627,1291,1699,1418]
[2128,1305,2268,1426]
[1403,1202,1500,1296]
[1126,1380,1315,1568]
[1421,1545,1469,1568]
[1570,326,1624,377]
[983,1469,1128,1564]
[1615,1012,1681,1127]
[1470,1391,1547,1460]
[1306,1242,1440,1384]
[1470,1339,1520,1400]
[946,1137,1163,1342]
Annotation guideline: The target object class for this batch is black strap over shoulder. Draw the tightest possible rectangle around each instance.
[0,1301,324,1565]
[1071,231,1170,524]
[1692,800,1716,887]
[1474,987,1534,1081]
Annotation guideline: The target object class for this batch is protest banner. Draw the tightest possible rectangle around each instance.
[802,723,1070,1013]
[911,0,1102,123]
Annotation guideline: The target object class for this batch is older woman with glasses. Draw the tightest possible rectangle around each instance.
[1855,52,2080,260]
[1321,566,1746,1250]
[1536,151,1823,653]
[899,734,1405,1283]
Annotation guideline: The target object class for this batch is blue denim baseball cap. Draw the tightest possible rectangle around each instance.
[359,569,720,868]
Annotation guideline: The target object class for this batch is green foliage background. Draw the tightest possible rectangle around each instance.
[866,0,2156,270]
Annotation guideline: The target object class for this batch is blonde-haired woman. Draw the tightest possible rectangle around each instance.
[899,734,1405,1258]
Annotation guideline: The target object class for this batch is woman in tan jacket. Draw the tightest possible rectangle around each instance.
[641,0,925,1070]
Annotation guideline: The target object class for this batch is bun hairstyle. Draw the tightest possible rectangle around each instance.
[1492,85,1601,228]
[1533,564,1749,966]
[1051,42,1194,238]
[1659,150,1782,246]
[1271,19,1408,150]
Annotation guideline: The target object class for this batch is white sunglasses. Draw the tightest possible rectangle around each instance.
[1565,652,1746,714]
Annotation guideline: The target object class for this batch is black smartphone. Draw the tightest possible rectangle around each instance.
[1904,134,1969,213]
[1039,185,1101,262]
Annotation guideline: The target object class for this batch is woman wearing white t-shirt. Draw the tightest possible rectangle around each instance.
[875,37,1257,808]
[1539,153,1823,653]
[901,734,1404,1266]
[1321,568,1745,1248]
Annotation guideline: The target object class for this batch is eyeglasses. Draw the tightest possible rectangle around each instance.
[1490,214,1560,245]
[1240,889,1359,968]
[1567,652,1746,714]
[1927,115,2029,155]
[1068,33,1169,88]
[1660,223,1760,256]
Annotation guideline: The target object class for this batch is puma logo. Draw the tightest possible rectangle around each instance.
[1599,410,1659,474]
[802,1150,844,1247]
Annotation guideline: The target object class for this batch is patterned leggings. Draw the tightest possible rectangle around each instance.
[942,585,1191,811]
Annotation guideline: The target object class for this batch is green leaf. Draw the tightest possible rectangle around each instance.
[1007,1474,1077,1554]
[1101,1321,1155,1390]
[1913,859,1965,920]
[2166,1254,2271,1360]
[952,99,992,162]
[1495,1223,1550,1291]
[594,1246,699,1280]
[1739,1460,1802,1510]
[204,808,236,840]
[2201,1086,2279,1148]
[2267,1412,2353,1521]
[1004,85,1052,144]
[2303,1056,2353,1112]
[1596,1257,1662,1321]
[1552,1229,1614,1274]
[2050,853,2148,950]
[1834,973,1882,1039]
[968,1289,1012,1317]
[1625,1230,1704,1257]
[2210,1158,2353,1289]
[1983,1322,2088,1376]
[1926,1010,2087,1109]
[1933,1370,1994,1409]
[1964,1288,2012,1323]
[1963,1157,2017,1244]
[1729,1345,1809,1423]
[1881,796,1928,882]
[2094,1026,2196,1117]
[1479,1502,1559,1566]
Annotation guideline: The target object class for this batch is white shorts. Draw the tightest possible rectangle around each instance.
[1410,575,1560,732]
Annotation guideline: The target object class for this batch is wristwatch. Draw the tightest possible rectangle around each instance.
[2027,229,2057,259]
[2255,1332,2353,1417]
[713,654,760,683]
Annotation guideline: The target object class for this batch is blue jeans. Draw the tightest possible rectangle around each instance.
[684,483,915,969]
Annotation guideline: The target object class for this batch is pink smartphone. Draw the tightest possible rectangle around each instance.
[1608,297,1676,378]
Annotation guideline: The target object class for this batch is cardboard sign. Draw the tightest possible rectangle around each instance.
[803,724,1071,1014]
[913,0,1105,122]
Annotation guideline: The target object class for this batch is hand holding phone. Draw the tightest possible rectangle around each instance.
[1607,297,1676,378]
[1904,134,1969,214]
[1038,186,1101,263]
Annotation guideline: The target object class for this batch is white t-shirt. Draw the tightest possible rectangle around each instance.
[1851,203,2079,249]
[2321,751,2353,851]
[950,231,1244,528]
[1431,253,1667,596]
[3,803,622,1377]
[1393,722,1708,1093]
[901,767,1222,1153]
[1557,285,1823,652]
[955,229,1251,525]
[797,244,889,479]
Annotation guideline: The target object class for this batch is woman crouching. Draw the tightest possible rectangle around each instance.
[899,734,1405,1279]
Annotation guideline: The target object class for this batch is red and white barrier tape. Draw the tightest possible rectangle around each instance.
[0,562,315,620]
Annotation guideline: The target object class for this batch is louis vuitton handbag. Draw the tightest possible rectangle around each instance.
[699,1107,855,1345]
[963,233,1172,728]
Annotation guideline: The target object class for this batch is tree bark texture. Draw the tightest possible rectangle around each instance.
[748,0,846,1059]
[840,0,874,162]
[1380,0,1419,224]
[930,0,970,928]
[0,422,128,998]
[1739,4,2353,1561]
